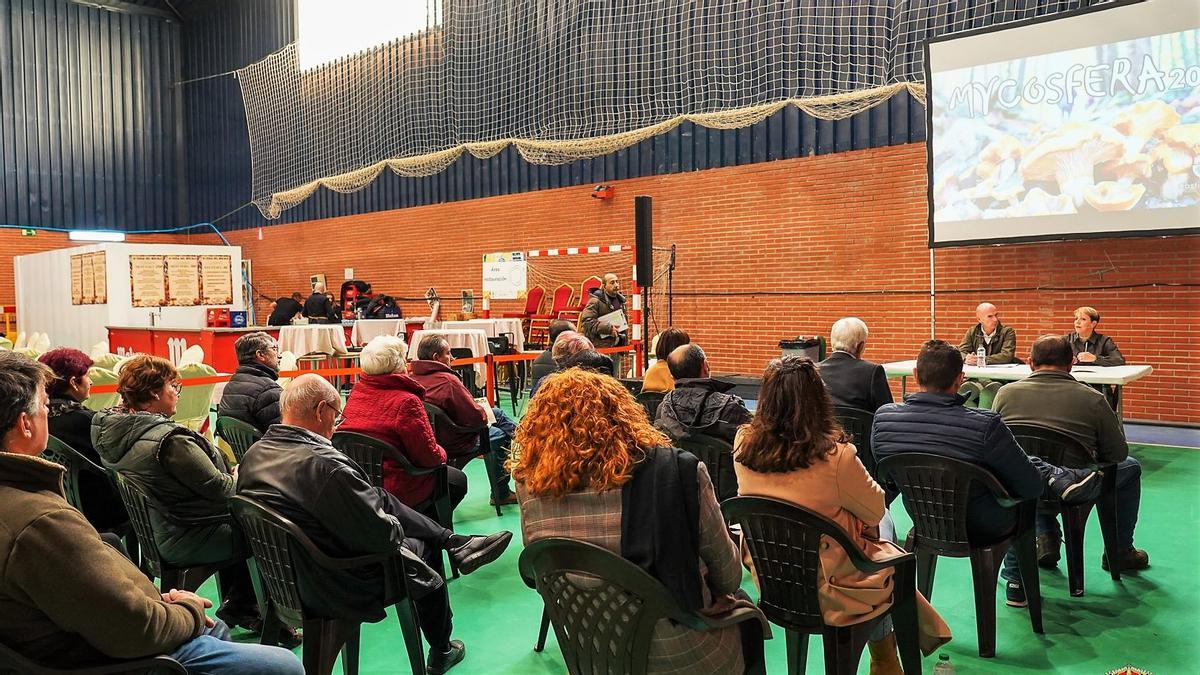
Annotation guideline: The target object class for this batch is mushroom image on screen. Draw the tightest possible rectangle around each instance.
[1084,181,1146,211]
[1154,124,1200,201]
[1017,187,1076,216]
[1098,152,1154,186]
[1113,100,1181,162]
[976,134,1023,181]
[1019,123,1125,207]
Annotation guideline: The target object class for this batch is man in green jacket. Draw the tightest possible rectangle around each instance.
[993,335,1148,584]
[0,352,302,674]
[958,301,1018,365]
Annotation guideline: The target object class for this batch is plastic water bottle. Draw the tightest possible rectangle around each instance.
[976,346,987,367]
[933,653,955,675]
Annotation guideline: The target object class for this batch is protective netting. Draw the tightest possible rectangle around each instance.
[237,0,1107,218]
[524,248,673,334]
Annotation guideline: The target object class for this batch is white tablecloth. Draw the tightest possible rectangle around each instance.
[350,319,405,346]
[278,324,349,356]
[408,329,489,379]
[881,360,1152,386]
[438,318,525,352]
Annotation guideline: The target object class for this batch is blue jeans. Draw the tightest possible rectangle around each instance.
[474,407,515,496]
[1000,456,1142,582]
[169,621,303,675]
[868,511,897,642]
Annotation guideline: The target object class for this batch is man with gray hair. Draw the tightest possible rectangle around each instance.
[818,317,893,413]
[217,331,283,433]
[237,374,512,674]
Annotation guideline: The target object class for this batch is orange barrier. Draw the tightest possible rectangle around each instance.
[87,345,643,408]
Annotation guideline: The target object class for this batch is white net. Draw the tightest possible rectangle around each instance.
[237,0,1106,218]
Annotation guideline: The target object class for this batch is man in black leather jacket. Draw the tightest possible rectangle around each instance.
[236,374,512,674]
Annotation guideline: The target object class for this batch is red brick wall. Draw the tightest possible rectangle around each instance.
[4,144,1197,421]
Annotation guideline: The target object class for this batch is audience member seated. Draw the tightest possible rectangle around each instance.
[527,330,594,398]
[90,355,278,642]
[558,349,615,375]
[38,347,128,531]
[993,334,1147,579]
[818,317,893,413]
[217,332,283,434]
[655,344,752,444]
[236,375,513,674]
[734,356,951,670]
[408,334,518,505]
[267,292,304,326]
[0,352,303,674]
[958,302,1018,365]
[513,367,768,674]
[529,319,574,391]
[303,282,332,323]
[871,340,1103,607]
[642,327,691,393]
[1065,306,1125,366]
[338,336,466,513]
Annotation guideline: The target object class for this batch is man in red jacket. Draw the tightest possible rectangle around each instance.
[409,334,517,506]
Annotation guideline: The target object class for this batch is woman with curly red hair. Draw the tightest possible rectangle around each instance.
[512,367,766,674]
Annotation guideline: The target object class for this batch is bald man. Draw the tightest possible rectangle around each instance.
[303,282,332,323]
[958,302,1018,365]
[236,374,512,674]
[578,273,628,349]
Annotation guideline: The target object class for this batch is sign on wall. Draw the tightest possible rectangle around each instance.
[70,251,108,305]
[129,255,167,307]
[165,255,201,305]
[482,251,526,300]
[199,255,234,305]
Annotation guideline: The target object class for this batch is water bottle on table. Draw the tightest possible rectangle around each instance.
[976,346,987,367]
[933,653,955,674]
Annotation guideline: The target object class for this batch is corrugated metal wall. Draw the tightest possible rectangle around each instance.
[0,0,180,230]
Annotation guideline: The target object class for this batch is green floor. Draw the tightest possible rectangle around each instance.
[201,441,1199,674]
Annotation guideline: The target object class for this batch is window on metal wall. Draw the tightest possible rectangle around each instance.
[296,0,441,72]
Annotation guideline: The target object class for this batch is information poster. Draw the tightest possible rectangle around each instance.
[199,255,233,305]
[129,255,166,307]
[90,251,107,303]
[482,251,527,300]
[80,254,96,304]
[70,254,83,305]
[165,255,201,306]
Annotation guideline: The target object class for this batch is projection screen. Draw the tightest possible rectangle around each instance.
[926,0,1200,247]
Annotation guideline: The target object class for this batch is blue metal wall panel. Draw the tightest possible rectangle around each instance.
[0,0,179,231]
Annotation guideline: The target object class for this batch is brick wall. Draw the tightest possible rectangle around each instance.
[4,143,1197,421]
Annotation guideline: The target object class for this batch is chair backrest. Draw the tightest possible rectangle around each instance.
[330,431,393,488]
[41,435,106,512]
[519,537,706,675]
[228,496,316,629]
[523,286,546,315]
[486,335,511,354]
[618,378,644,395]
[173,363,218,428]
[0,638,186,674]
[674,433,739,503]
[215,416,262,464]
[876,452,1016,555]
[833,405,878,479]
[83,367,120,412]
[109,472,166,578]
[723,496,909,632]
[579,276,602,306]
[634,391,665,420]
[1006,423,1095,469]
[549,284,574,314]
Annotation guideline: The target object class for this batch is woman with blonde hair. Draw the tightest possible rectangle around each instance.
[734,356,950,674]
[513,367,766,674]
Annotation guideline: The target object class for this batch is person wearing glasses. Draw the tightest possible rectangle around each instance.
[218,332,284,434]
[91,355,298,646]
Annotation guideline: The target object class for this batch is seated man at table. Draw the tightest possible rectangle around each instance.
[408,334,518,506]
[303,282,332,323]
[529,320,574,393]
[654,344,752,444]
[992,334,1147,577]
[237,374,513,674]
[958,302,1018,365]
[267,292,304,326]
[871,340,1103,607]
[218,332,283,433]
[818,317,893,413]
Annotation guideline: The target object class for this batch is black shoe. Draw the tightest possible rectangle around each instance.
[1005,581,1027,607]
[447,531,513,575]
[1102,547,1150,572]
[214,605,260,631]
[1050,468,1103,504]
[1036,533,1061,569]
[427,639,465,674]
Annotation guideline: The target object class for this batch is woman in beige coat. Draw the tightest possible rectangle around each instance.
[734,356,950,674]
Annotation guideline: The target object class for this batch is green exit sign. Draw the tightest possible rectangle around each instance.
[20,229,36,237]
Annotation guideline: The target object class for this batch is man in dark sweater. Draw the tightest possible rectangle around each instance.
[0,352,302,674]
[871,340,1102,607]
[218,332,283,433]
[267,292,304,326]
[303,282,332,322]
